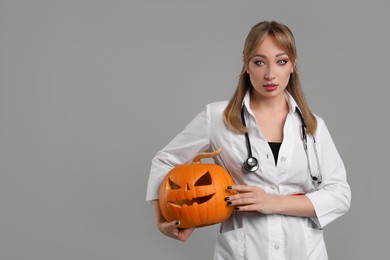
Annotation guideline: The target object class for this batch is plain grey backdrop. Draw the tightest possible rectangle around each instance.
[1,0,389,259]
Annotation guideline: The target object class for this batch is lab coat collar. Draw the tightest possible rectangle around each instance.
[242,89,303,115]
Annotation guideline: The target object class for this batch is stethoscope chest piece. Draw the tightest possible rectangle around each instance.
[243,157,259,172]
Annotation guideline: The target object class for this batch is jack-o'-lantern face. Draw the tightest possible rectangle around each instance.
[159,148,235,229]
[167,171,215,208]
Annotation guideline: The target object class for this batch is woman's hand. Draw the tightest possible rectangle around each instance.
[225,185,316,217]
[157,219,195,242]
[225,185,276,214]
[153,200,195,242]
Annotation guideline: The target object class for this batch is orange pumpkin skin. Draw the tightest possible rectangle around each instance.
[158,148,235,229]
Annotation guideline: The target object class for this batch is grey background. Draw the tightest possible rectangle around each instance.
[0,0,388,259]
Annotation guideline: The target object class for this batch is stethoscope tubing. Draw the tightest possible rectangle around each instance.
[240,104,323,188]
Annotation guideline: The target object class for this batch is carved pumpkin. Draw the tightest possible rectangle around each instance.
[159,148,235,229]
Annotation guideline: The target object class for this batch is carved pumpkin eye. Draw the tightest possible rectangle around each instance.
[166,177,181,190]
[194,171,212,186]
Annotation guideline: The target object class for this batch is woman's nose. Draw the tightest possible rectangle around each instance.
[264,66,276,80]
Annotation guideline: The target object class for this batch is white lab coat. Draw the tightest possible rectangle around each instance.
[146,91,351,260]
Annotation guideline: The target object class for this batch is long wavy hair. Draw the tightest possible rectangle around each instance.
[223,21,317,135]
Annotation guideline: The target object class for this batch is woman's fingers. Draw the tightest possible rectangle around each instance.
[226,185,263,201]
[228,185,255,192]
[158,220,194,242]
[176,225,195,242]
[227,194,256,207]
[225,185,272,213]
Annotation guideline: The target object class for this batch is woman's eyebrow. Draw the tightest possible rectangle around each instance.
[253,53,288,58]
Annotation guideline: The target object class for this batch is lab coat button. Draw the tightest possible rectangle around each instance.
[271,185,277,190]
[280,156,286,162]
[274,244,280,250]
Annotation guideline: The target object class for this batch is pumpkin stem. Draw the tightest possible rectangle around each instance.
[191,147,222,164]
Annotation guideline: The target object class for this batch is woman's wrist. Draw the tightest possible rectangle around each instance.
[270,194,316,217]
[153,200,167,224]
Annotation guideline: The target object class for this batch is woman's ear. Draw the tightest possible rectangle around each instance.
[291,60,297,73]
[291,62,296,74]
[245,65,249,74]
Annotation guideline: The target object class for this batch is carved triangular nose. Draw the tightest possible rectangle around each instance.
[186,184,191,190]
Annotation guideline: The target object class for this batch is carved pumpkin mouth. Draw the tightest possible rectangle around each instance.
[168,194,215,208]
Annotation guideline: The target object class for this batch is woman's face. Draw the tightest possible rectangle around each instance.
[247,35,294,100]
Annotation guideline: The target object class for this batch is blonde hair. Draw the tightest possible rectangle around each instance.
[223,21,317,135]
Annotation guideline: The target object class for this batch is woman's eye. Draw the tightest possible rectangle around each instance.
[254,60,265,66]
[277,59,288,65]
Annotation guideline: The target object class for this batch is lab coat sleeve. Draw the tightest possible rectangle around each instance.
[145,106,211,202]
[305,118,351,228]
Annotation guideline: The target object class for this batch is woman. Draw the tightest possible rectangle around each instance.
[146,21,351,260]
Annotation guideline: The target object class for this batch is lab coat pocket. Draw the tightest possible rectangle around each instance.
[214,228,245,260]
[304,222,327,260]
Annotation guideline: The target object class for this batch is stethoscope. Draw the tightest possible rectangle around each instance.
[240,105,323,187]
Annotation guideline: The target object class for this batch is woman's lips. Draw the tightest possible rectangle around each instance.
[263,84,278,91]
